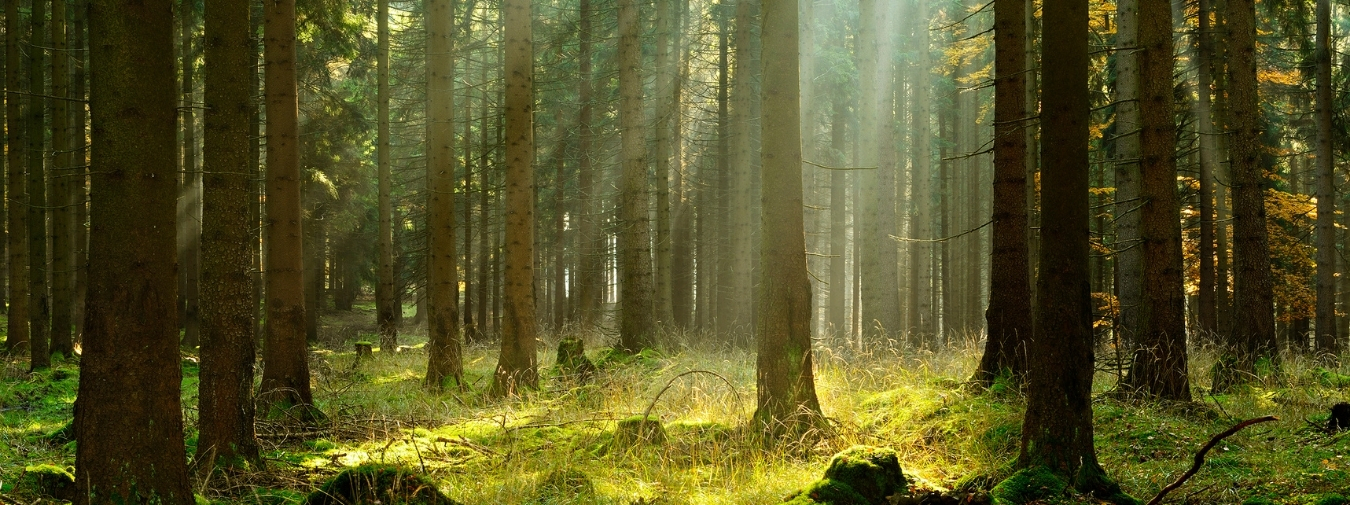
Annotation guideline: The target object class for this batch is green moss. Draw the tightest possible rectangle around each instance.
[306,438,338,452]
[20,463,76,501]
[303,464,461,505]
[820,446,908,504]
[527,468,595,504]
[1314,493,1350,505]
[594,347,663,369]
[1240,497,1276,505]
[782,479,870,505]
[990,467,1066,505]
[612,415,666,448]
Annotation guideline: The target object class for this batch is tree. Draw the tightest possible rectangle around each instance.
[376,0,398,350]
[50,0,74,357]
[6,0,29,357]
[491,0,538,396]
[574,0,601,328]
[1195,0,1218,335]
[1312,0,1336,355]
[1013,0,1121,494]
[259,0,316,414]
[856,0,900,339]
[28,0,50,370]
[425,0,463,390]
[976,0,1032,384]
[725,0,758,338]
[197,0,261,469]
[1213,0,1276,391]
[75,0,193,500]
[753,0,821,437]
[1124,0,1189,400]
[618,0,655,352]
[179,0,202,350]
[653,0,676,327]
[1113,0,1143,348]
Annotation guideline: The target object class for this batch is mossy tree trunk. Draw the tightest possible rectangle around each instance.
[75,0,193,500]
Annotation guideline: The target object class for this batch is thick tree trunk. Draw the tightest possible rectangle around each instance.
[1125,0,1189,400]
[618,0,655,352]
[5,0,27,356]
[425,0,462,390]
[491,0,538,395]
[726,0,757,339]
[754,0,821,437]
[28,0,50,370]
[259,0,315,413]
[976,0,1031,384]
[1312,0,1337,356]
[376,0,398,350]
[197,0,261,469]
[1213,0,1277,391]
[75,0,192,500]
[856,0,900,339]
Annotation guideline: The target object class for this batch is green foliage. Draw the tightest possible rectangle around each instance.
[611,415,666,449]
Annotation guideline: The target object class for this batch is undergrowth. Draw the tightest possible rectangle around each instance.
[1,307,1348,504]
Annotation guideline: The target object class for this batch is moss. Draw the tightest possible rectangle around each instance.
[306,438,338,452]
[20,463,76,501]
[1239,497,1276,505]
[45,419,74,444]
[528,468,595,504]
[820,446,908,504]
[303,464,461,505]
[594,347,663,369]
[989,467,1066,505]
[1314,494,1350,505]
[612,415,666,448]
[782,479,871,505]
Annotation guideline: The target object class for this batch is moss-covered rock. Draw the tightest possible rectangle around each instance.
[303,464,460,505]
[821,446,908,504]
[528,468,596,504]
[783,478,871,505]
[612,415,666,448]
[20,464,76,501]
[989,467,1065,505]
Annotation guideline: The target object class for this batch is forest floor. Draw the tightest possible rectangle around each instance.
[1,306,1349,504]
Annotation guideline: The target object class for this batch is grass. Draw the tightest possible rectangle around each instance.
[1,306,1349,504]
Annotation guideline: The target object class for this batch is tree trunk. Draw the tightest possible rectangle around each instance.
[197,0,261,469]
[1312,0,1337,355]
[910,0,934,342]
[1213,0,1276,391]
[754,0,821,437]
[462,57,476,341]
[714,2,730,336]
[49,0,73,357]
[1195,0,1218,336]
[6,0,29,356]
[425,0,462,390]
[179,0,202,350]
[726,0,757,339]
[976,0,1031,384]
[1017,0,1116,492]
[475,56,491,342]
[1113,0,1142,350]
[28,0,50,370]
[491,0,538,395]
[376,0,398,350]
[1125,0,1189,400]
[653,0,675,327]
[75,0,193,499]
[71,0,89,342]
[856,0,900,339]
[618,0,655,352]
[671,0,693,329]
[259,0,315,414]
[828,95,848,337]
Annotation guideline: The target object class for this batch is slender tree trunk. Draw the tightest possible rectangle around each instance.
[573,0,602,328]
[180,0,202,350]
[475,55,490,342]
[551,112,567,330]
[910,0,933,341]
[618,0,654,352]
[375,0,397,349]
[1125,0,1189,400]
[714,2,730,336]
[259,0,315,413]
[75,0,192,499]
[1114,0,1142,349]
[250,0,263,343]
[425,0,462,389]
[5,0,29,356]
[671,0,693,329]
[462,68,476,343]
[652,0,675,327]
[72,0,89,341]
[1017,0,1117,492]
[1194,0,1218,336]
[49,0,73,357]
[726,0,757,339]
[1313,0,1337,355]
[857,0,900,339]
[491,0,538,395]
[197,0,260,468]
[28,0,50,370]
[754,0,821,437]
[828,96,847,337]
[977,0,1031,384]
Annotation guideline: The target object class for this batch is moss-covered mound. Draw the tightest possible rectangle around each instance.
[612,415,666,448]
[303,464,461,505]
[528,468,596,504]
[988,467,1065,505]
[20,464,76,501]
[1314,494,1350,505]
[783,446,909,505]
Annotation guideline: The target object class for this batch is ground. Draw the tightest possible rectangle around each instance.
[1,305,1349,504]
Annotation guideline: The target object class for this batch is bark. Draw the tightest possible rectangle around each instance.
[376,0,398,350]
[976,0,1032,384]
[1124,0,1189,400]
[425,0,462,390]
[1213,0,1276,391]
[910,1,934,342]
[726,0,757,338]
[28,0,50,370]
[476,58,490,342]
[1017,0,1114,491]
[828,95,848,336]
[1313,0,1336,355]
[462,66,476,342]
[714,2,730,336]
[1114,0,1142,349]
[50,0,73,357]
[653,0,675,326]
[75,0,192,499]
[180,0,202,350]
[1211,0,1231,336]
[618,0,654,352]
[6,0,29,356]
[491,0,538,395]
[259,0,315,413]
[754,0,821,437]
[72,0,89,341]
[856,0,900,339]
[1194,0,1218,335]
[671,0,693,329]
[197,0,261,468]
[551,112,567,330]
[573,0,603,328]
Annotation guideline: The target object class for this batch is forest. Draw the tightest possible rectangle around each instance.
[0,0,1348,502]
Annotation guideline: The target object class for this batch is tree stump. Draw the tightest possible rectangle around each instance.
[355,341,373,358]
[555,337,597,383]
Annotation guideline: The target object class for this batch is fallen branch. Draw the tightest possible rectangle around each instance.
[641,370,742,422]
[1146,415,1278,505]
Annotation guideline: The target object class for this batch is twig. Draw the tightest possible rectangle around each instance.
[1146,416,1278,505]
[641,370,743,422]
[409,434,428,474]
